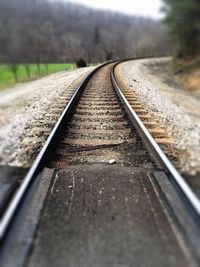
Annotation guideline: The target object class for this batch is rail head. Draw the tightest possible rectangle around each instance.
[0,61,116,241]
[1,58,199,242]
[111,61,200,217]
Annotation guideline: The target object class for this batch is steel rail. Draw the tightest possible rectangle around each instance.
[0,61,112,241]
[1,58,199,242]
[111,61,200,216]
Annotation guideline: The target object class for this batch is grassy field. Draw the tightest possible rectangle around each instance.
[0,63,76,89]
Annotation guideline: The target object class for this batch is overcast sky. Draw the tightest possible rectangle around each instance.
[65,0,164,19]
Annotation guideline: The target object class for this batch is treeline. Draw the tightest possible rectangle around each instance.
[0,0,172,65]
[162,0,200,59]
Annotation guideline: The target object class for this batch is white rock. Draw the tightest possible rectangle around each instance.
[120,57,200,174]
[0,67,94,166]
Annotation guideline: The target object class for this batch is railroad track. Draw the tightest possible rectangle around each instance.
[0,61,200,266]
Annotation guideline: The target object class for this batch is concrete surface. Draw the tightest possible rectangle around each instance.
[28,165,195,267]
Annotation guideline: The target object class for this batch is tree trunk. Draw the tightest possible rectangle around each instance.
[24,64,30,79]
[11,64,18,82]
[36,63,41,76]
[45,64,48,75]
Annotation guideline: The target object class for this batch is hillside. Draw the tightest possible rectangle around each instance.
[0,0,171,63]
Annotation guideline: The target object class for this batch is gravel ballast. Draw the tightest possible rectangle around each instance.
[0,67,94,166]
[119,58,200,175]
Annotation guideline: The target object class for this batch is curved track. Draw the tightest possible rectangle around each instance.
[0,60,200,266]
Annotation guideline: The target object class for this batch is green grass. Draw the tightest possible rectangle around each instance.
[0,63,76,90]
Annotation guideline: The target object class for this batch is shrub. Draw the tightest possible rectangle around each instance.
[76,59,87,68]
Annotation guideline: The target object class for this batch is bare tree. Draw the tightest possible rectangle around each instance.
[0,0,172,65]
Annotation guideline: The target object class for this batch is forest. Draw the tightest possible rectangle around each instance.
[0,0,172,66]
[162,0,200,59]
